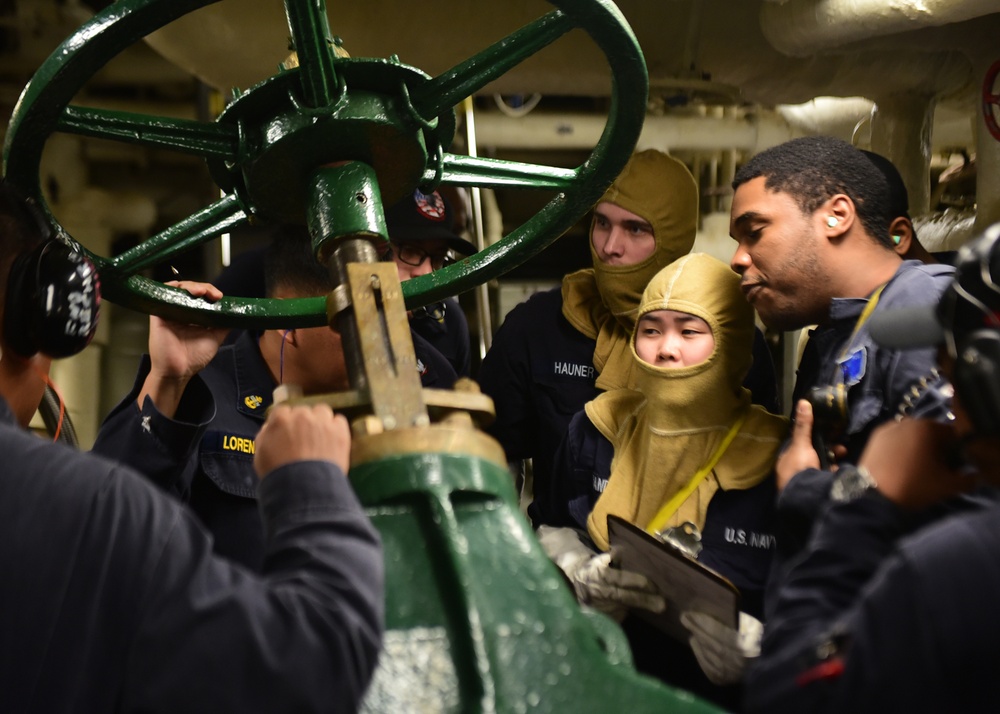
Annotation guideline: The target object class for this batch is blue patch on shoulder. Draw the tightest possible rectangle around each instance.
[838,347,867,386]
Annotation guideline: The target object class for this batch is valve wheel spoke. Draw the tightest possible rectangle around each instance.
[57,105,239,160]
[283,0,340,108]
[4,0,647,327]
[412,11,574,120]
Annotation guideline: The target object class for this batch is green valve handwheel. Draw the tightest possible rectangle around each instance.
[4,0,648,329]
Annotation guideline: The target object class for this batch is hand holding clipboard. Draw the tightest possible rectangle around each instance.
[607,515,740,646]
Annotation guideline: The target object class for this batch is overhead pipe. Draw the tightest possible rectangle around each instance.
[475,99,887,154]
[760,0,1000,58]
[776,97,875,140]
[473,111,803,154]
[474,96,974,157]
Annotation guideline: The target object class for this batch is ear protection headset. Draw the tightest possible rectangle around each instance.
[4,240,100,359]
[0,185,100,358]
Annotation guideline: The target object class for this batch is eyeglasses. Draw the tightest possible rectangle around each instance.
[389,242,454,270]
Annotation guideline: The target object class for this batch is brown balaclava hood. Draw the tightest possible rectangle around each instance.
[584,254,789,550]
[562,149,698,391]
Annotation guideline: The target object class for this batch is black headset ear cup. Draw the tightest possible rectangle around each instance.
[953,330,1000,436]
[3,241,100,358]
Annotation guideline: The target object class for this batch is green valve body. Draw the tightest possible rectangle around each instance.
[350,426,723,713]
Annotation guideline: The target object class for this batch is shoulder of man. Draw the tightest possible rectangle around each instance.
[881,260,955,309]
[483,285,573,359]
[497,286,564,328]
[896,497,1000,570]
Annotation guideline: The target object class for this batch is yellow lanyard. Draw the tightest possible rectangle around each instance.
[838,283,887,362]
[645,412,748,536]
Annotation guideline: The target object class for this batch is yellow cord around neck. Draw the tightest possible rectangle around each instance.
[645,411,748,536]
[838,283,887,362]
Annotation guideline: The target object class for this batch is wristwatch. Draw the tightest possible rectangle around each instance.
[829,465,878,503]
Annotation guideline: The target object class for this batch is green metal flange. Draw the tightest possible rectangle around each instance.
[4,0,648,328]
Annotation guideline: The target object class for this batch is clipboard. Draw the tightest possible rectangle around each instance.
[607,514,740,645]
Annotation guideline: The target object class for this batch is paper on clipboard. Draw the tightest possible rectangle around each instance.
[607,514,740,645]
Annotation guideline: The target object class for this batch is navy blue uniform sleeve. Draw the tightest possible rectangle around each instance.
[3,408,383,714]
[815,511,1000,713]
[749,493,1000,713]
[763,467,833,619]
[747,493,911,713]
[92,355,214,500]
[120,461,384,713]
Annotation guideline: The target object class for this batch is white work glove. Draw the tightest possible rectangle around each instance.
[680,610,763,686]
[537,525,666,622]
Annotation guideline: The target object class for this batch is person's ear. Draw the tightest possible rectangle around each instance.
[888,216,913,255]
[822,194,853,238]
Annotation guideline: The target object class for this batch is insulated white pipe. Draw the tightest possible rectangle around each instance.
[776,97,876,139]
[761,0,1000,58]
[474,99,974,157]
[870,93,935,214]
[472,112,802,154]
